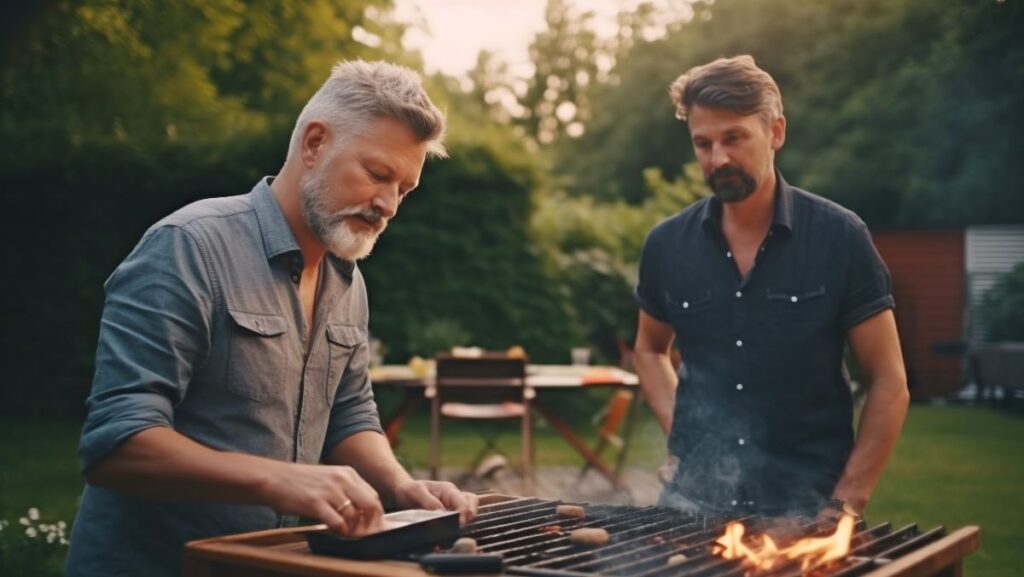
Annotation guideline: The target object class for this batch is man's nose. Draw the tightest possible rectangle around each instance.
[710,143,730,170]
[372,184,399,219]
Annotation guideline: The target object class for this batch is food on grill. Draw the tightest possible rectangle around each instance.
[539,525,562,534]
[556,504,585,519]
[569,527,609,546]
[451,537,478,553]
[667,553,688,565]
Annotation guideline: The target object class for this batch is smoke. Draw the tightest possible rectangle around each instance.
[653,361,836,519]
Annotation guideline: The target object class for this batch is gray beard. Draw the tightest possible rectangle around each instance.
[299,166,384,261]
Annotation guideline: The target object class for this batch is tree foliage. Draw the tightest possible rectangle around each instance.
[1,0,407,147]
[531,163,707,358]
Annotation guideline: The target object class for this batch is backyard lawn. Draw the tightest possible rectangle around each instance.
[1,404,1020,576]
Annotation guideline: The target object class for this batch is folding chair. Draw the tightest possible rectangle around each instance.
[429,353,533,483]
[578,388,635,481]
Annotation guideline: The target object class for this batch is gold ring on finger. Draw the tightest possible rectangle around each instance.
[336,499,353,513]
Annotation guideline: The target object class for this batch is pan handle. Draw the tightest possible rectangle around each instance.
[419,553,504,574]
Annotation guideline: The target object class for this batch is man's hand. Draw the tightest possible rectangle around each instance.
[391,479,479,523]
[259,462,386,536]
[816,498,864,525]
[657,455,680,484]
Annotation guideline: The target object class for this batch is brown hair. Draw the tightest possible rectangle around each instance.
[668,55,782,124]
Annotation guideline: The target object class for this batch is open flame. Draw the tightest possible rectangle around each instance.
[713,515,856,572]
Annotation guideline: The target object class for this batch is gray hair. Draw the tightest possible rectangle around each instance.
[668,55,783,125]
[287,60,447,160]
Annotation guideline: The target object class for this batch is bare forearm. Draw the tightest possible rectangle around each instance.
[633,351,678,435]
[834,375,909,510]
[327,431,411,506]
[84,426,282,504]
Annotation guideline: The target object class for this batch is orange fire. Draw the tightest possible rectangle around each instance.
[714,515,856,572]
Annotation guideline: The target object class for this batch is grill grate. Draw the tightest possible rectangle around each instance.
[446,497,952,577]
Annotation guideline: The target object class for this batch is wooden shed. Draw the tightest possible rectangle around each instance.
[871,229,965,399]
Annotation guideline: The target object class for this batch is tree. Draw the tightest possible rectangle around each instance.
[0,0,408,148]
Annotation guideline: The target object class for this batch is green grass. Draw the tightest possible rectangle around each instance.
[1,404,1020,576]
[866,404,1024,577]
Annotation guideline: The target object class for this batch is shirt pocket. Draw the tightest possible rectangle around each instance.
[765,285,830,338]
[665,288,716,340]
[226,310,289,402]
[325,324,365,403]
[665,288,713,315]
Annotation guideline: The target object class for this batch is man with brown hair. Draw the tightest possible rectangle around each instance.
[633,55,909,518]
[67,60,477,577]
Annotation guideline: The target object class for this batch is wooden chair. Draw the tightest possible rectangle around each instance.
[429,353,533,484]
[578,388,635,482]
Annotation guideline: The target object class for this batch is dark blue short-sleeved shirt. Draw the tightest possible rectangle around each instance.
[635,171,894,515]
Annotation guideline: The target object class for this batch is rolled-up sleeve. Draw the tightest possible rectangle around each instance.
[635,229,669,322]
[321,272,383,459]
[321,339,384,460]
[79,226,215,473]
[840,219,895,332]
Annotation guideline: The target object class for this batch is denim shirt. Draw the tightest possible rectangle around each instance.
[636,172,894,515]
[67,178,383,577]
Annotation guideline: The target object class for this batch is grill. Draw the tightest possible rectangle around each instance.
[183,494,980,577]
[454,497,977,577]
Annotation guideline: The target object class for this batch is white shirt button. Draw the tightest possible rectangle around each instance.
[736,340,743,347]
[735,291,742,298]
[738,438,746,446]
[790,295,798,303]
[682,301,689,309]
[726,251,732,258]
[736,383,744,391]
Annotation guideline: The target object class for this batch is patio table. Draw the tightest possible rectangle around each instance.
[369,364,641,488]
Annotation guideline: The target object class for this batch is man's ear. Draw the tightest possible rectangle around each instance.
[300,121,330,168]
[771,115,787,151]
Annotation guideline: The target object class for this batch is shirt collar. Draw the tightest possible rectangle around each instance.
[251,177,356,279]
[700,169,795,234]
[251,177,301,260]
[772,170,795,233]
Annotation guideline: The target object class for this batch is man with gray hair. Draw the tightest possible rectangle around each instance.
[67,60,477,577]
[634,55,909,519]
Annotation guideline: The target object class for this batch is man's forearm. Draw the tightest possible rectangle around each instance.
[833,375,909,511]
[633,351,678,435]
[326,430,411,506]
[84,426,284,504]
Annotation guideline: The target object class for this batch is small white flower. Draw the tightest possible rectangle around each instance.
[57,521,67,530]
[25,527,38,538]
[28,508,40,521]
[47,532,57,544]
[60,537,69,545]
[39,523,51,532]
[19,517,30,526]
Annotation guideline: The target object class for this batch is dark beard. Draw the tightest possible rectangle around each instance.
[706,166,758,203]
